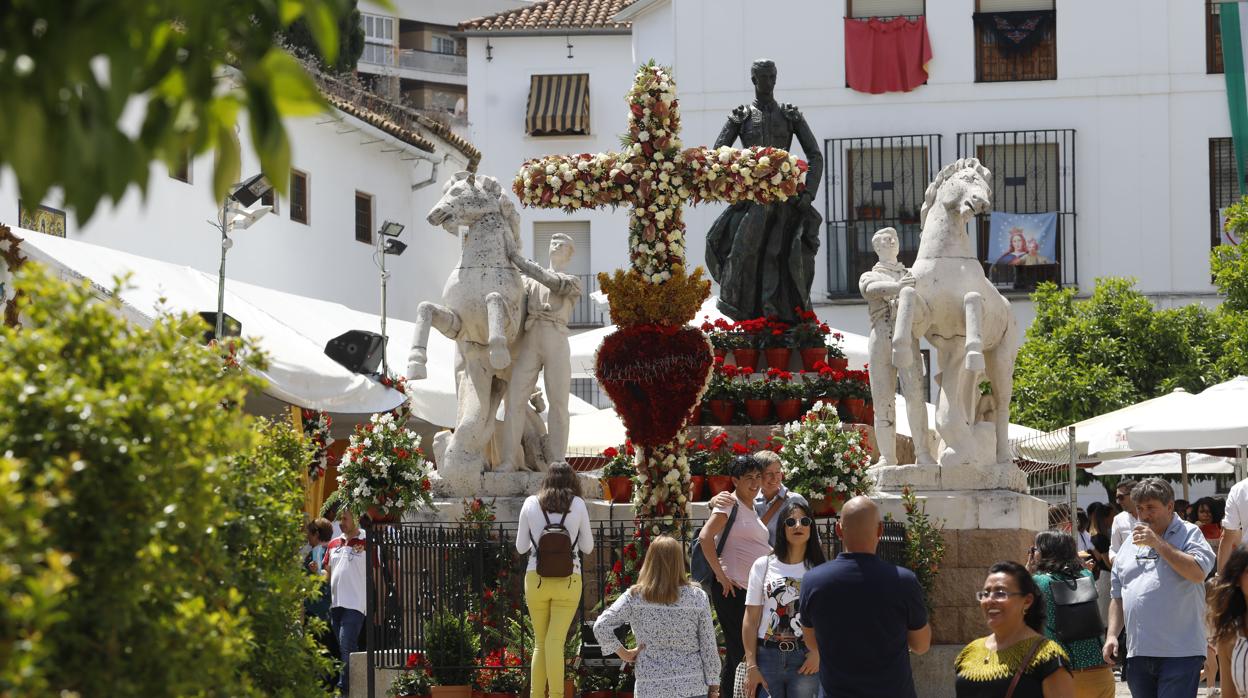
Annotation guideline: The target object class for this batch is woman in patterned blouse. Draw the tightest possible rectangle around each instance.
[954,561,1074,697]
[593,536,721,698]
[1029,532,1112,697]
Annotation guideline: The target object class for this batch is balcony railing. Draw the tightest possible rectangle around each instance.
[398,48,466,76]
[570,273,606,328]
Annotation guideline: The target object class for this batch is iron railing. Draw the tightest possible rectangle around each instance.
[365,516,908,695]
[570,274,606,328]
[398,48,467,76]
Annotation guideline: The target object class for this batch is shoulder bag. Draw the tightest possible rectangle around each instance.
[690,503,738,585]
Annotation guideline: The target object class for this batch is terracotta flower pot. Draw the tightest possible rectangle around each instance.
[606,476,633,503]
[745,398,772,424]
[690,475,706,501]
[862,402,875,425]
[827,357,849,371]
[706,474,733,496]
[432,687,473,698]
[764,348,792,372]
[811,494,845,517]
[686,403,703,426]
[799,347,827,371]
[773,398,803,424]
[843,397,865,423]
[708,399,736,425]
[732,348,759,372]
[483,692,517,698]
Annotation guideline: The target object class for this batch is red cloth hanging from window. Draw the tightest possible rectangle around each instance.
[844,16,933,94]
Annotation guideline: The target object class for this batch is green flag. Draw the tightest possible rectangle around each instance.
[1221,1,1248,195]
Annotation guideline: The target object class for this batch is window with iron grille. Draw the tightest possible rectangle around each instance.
[290,169,309,224]
[823,134,942,297]
[1211,0,1228,74]
[355,191,373,244]
[974,0,1056,83]
[1211,137,1240,249]
[957,129,1077,291]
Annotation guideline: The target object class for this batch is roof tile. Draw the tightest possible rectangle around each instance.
[459,0,634,32]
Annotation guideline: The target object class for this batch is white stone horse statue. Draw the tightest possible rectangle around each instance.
[891,158,1020,468]
[407,172,573,487]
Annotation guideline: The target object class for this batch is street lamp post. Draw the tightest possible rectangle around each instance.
[376,221,406,376]
[209,174,273,341]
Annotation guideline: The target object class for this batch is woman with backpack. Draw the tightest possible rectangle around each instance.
[593,536,721,698]
[742,497,824,698]
[517,462,595,698]
[1029,531,1112,697]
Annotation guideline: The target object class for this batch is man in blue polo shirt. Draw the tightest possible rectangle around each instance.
[798,495,931,698]
[1104,478,1215,698]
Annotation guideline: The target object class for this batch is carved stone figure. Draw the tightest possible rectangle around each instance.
[406,172,578,491]
[498,233,579,471]
[891,158,1021,468]
[705,59,823,324]
[858,227,934,466]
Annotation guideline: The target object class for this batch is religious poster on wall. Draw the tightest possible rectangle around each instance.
[986,211,1057,268]
[18,201,67,237]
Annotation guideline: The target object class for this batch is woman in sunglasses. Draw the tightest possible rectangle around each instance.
[742,497,825,698]
[955,561,1074,697]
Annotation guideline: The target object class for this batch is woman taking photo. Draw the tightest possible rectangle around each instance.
[699,455,773,698]
[1029,532,1112,697]
[593,536,721,698]
[743,497,824,698]
[516,462,594,698]
[954,561,1074,698]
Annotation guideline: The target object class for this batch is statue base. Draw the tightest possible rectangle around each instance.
[870,461,1027,493]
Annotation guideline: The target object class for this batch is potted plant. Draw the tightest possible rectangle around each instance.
[477,648,525,698]
[704,433,734,495]
[759,317,793,371]
[325,411,435,522]
[687,441,709,501]
[740,376,773,425]
[773,403,874,517]
[825,332,849,371]
[855,198,885,221]
[730,317,765,371]
[427,610,481,698]
[579,666,616,698]
[841,370,870,423]
[390,652,434,698]
[615,665,635,698]
[600,443,635,503]
[767,368,805,424]
[704,359,742,425]
[791,309,831,370]
[700,316,741,359]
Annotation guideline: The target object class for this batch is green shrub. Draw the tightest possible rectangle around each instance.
[427,610,481,686]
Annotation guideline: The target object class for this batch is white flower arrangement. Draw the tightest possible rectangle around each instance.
[774,404,874,504]
[334,412,435,518]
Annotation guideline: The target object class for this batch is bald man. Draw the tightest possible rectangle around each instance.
[797,496,931,698]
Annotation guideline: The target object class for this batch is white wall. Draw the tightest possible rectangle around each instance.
[0,110,468,323]
[465,33,636,272]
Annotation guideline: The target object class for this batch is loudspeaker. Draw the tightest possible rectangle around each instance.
[325,330,386,374]
[198,312,242,344]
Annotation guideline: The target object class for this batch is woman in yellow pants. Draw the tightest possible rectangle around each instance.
[517,463,594,698]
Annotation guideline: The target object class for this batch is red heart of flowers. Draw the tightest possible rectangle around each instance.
[595,325,713,448]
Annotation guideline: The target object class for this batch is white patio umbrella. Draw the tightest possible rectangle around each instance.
[1123,375,1248,484]
[1088,452,1235,477]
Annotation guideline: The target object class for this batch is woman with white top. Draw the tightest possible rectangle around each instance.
[743,497,823,698]
[516,462,595,698]
[1211,545,1248,698]
[698,455,773,698]
[593,536,721,698]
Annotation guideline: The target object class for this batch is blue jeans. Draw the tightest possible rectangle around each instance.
[755,643,819,698]
[331,607,365,694]
[1124,655,1203,698]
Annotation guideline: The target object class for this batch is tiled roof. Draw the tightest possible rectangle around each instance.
[459,0,635,33]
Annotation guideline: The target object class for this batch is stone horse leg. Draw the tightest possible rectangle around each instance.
[407,301,462,380]
[933,340,976,466]
[984,311,1020,464]
[891,286,929,369]
[485,291,512,370]
[963,292,986,372]
[441,343,496,484]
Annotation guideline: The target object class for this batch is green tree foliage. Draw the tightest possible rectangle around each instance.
[284,0,365,74]
[222,419,333,696]
[0,264,330,696]
[0,0,356,222]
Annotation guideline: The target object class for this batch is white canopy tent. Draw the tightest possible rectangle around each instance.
[1123,375,1248,483]
[1088,452,1236,477]
[12,229,593,428]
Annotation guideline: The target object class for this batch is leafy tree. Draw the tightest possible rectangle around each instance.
[0,263,262,695]
[0,0,355,222]
[284,0,365,74]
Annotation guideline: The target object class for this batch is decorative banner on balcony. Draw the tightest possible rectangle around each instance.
[1221,2,1248,196]
[973,11,1053,55]
[986,212,1057,268]
[844,16,932,94]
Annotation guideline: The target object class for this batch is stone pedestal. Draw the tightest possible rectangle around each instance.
[872,463,1047,698]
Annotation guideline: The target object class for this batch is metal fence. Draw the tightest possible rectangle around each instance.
[570,274,606,328]
[365,516,907,695]
[1011,426,1078,529]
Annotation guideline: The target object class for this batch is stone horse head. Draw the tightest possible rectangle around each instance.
[920,157,993,230]
[427,171,521,244]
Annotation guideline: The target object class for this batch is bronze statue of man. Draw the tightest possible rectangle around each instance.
[705,59,823,324]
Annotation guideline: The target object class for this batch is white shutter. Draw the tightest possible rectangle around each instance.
[850,0,925,18]
[978,0,1054,12]
[533,221,591,275]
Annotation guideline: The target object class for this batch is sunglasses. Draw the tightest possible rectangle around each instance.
[784,516,813,528]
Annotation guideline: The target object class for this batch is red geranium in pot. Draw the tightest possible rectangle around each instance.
[741,375,773,424]
[704,358,742,425]
[825,331,849,371]
[391,652,433,698]
[599,443,636,503]
[767,368,805,424]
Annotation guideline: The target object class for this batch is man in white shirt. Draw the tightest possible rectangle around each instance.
[1218,476,1248,574]
[1108,478,1139,566]
[323,509,371,696]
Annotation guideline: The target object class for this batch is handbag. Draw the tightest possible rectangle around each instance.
[690,503,738,585]
[732,661,749,698]
[1049,573,1103,642]
[1004,637,1045,698]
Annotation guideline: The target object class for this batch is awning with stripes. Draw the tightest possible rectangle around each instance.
[526,74,590,136]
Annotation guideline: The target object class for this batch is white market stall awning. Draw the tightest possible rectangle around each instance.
[1012,388,1199,464]
[1088,452,1235,477]
[1124,376,1248,452]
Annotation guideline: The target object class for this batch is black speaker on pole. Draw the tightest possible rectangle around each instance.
[325,330,387,374]
[198,312,242,344]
